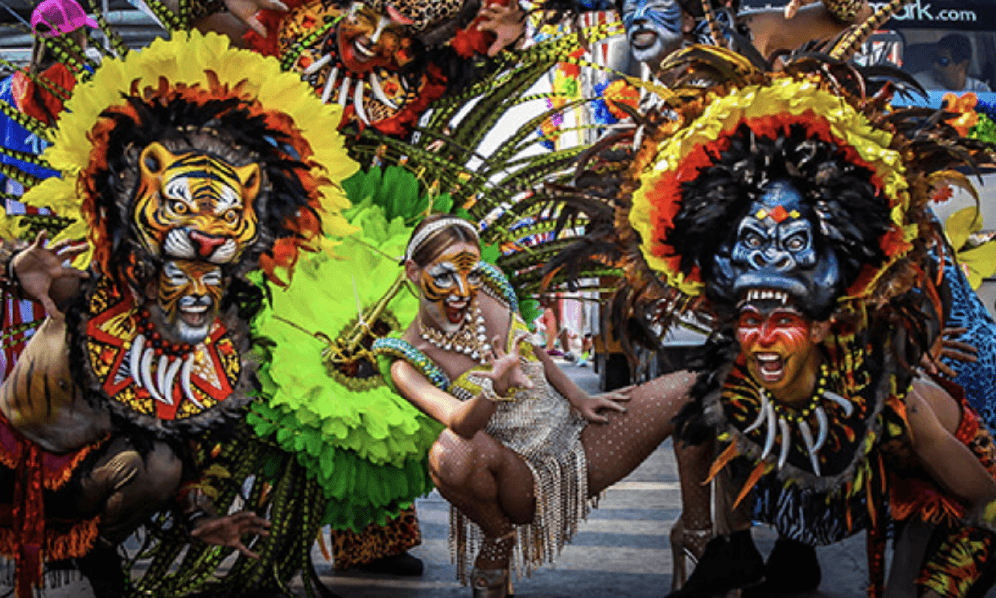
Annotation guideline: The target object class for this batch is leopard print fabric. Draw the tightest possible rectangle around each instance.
[940,258,996,434]
[330,506,422,570]
[365,0,465,32]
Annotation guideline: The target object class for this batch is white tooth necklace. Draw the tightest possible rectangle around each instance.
[418,302,492,364]
[748,363,852,476]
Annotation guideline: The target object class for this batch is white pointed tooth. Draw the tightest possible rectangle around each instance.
[163,356,183,407]
[781,293,788,305]
[130,334,146,388]
[777,416,791,471]
[761,401,777,460]
[813,406,828,451]
[338,75,351,106]
[823,391,854,417]
[744,390,768,434]
[140,348,164,404]
[368,72,397,109]
[156,355,174,405]
[798,418,821,476]
[320,67,339,104]
[302,53,332,76]
[180,353,204,409]
[354,81,370,125]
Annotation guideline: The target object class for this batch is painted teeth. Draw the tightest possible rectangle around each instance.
[746,289,789,304]
[756,354,779,362]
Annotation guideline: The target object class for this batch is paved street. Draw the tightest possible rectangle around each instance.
[310,361,874,598]
[6,360,994,597]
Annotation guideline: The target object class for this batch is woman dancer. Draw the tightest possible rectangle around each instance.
[375,214,698,597]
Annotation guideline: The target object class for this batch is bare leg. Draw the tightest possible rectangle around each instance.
[580,369,697,495]
[885,520,934,598]
[676,439,714,556]
[429,429,535,570]
[58,437,184,545]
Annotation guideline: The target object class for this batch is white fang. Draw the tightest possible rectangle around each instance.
[777,416,791,471]
[130,334,146,388]
[798,418,821,476]
[303,53,332,76]
[180,354,204,409]
[320,67,339,104]
[369,72,397,109]
[823,391,854,417]
[338,76,351,106]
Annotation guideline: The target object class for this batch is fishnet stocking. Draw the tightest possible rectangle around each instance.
[581,370,698,494]
[676,439,714,558]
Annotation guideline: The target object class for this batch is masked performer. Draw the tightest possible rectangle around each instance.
[363,213,695,597]
[0,30,356,598]
[614,0,875,71]
[540,4,996,593]
[240,0,526,136]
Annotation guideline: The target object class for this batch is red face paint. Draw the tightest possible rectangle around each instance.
[736,305,822,403]
[736,308,810,356]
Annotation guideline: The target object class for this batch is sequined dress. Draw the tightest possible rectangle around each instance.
[374,266,592,582]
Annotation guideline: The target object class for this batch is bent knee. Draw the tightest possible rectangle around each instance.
[430,430,498,488]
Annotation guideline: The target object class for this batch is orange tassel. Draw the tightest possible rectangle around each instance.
[733,461,767,510]
[317,527,332,563]
[705,440,739,485]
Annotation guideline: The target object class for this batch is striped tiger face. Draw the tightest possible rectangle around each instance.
[133,142,261,264]
[156,260,225,344]
[419,243,483,334]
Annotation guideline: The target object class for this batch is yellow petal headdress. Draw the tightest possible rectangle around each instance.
[4,30,358,283]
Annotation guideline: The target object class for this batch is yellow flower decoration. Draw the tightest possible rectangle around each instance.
[629,78,912,297]
[942,92,979,137]
[6,31,357,268]
[945,206,996,289]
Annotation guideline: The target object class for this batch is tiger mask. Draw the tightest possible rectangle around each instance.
[133,142,262,264]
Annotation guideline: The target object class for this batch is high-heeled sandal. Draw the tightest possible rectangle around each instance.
[471,568,511,598]
[472,531,515,597]
[670,518,712,591]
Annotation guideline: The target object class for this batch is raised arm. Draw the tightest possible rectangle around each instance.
[741,0,873,59]
[391,359,497,439]
[7,231,88,317]
[390,328,533,438]
[157,0,287,40]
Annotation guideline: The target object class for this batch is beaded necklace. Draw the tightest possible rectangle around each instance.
[417,303,492,364]
[746,362,855,476]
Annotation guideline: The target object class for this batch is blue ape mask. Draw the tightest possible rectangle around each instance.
[622,0,684,66]
[712,180,843,317]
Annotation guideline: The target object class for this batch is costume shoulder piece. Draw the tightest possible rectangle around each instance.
[1,31,358,437]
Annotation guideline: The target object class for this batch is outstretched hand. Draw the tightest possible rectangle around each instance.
[190,511,271,559]
[921,327,978,378]
[783,0,819,18]
[476,1,527,57]
[221,0,287,37]
[573,386,632,424]
[476,332,535,397]
[11,230,88,317]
